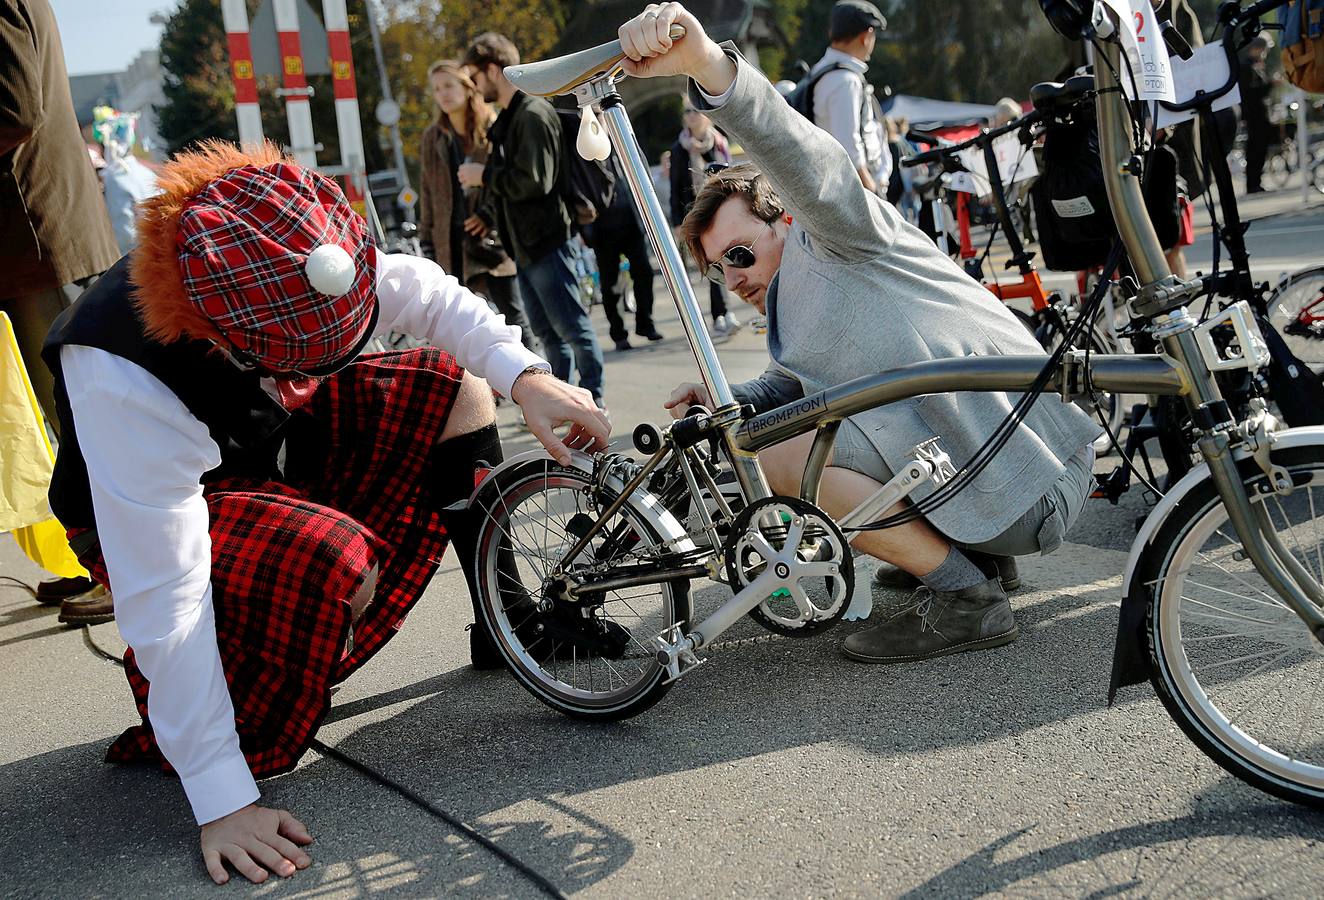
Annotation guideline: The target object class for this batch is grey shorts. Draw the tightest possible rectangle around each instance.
[831,418,1095,557]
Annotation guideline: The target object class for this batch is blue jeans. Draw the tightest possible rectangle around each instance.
[516,240,605,401]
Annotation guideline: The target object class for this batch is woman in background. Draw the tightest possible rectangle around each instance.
[419,59,533,349]
[670,101,740,336]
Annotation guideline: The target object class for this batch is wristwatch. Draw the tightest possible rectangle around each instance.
[511,365,554,393]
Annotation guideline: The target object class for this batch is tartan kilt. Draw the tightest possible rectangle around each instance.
[83,348,463,779]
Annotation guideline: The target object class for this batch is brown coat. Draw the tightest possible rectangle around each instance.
[417,121,514,281]
[0,0,119,296]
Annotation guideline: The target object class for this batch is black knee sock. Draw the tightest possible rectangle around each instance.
[430,423,518,666]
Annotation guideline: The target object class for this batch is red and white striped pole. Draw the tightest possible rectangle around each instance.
[273,0,318,167]
[221,0,263,146]
[320,0,369,216]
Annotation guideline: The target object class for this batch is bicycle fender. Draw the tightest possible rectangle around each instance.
[464,448,696,552]
[1112,426,1324,701]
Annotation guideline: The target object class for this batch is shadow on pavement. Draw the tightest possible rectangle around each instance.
[899,791,1324,897]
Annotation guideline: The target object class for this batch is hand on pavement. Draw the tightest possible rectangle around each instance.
[617,4,735,95]
[663,381,713,419]
[457,162,486,189]
[200,804,313,885]
[511,371,611,465]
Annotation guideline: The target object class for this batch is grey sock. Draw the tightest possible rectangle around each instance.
[919,547,987,593]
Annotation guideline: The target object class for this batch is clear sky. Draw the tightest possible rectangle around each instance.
[51,0,175,76]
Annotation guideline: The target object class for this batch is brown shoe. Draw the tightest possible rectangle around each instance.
[35,575,96,606]
[842,578,1018,664]
[58,584,114,626]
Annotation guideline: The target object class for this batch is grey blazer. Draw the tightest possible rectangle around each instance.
[691,49,1101,545]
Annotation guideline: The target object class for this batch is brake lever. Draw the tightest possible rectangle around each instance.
[1160,20,1194,60]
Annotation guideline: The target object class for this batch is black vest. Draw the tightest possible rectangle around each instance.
[43,258,292,531]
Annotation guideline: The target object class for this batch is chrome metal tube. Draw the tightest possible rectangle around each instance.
[597,95,770,502]
[570,565,711,596]
[1200,434,1324,633]
[800,422,840,504]
[736,354,1185,452]
[1094,42,1171,286]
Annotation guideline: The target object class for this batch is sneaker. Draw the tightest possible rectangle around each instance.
[712,315,732,336]
[874,553,1021,592]
[841,578,1018,664]
[724,312,742,333]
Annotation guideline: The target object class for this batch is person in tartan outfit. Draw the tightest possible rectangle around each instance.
[41,141,610,885]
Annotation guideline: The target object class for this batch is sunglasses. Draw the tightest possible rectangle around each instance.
[704,222,772,285]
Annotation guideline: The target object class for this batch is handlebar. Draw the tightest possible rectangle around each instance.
[1158,0,1287,113]
[901,145,950,168]
[900,106,1048,170]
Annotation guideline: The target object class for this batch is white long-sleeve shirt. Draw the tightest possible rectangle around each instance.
[810,48,891,191]
[61,252,545,825]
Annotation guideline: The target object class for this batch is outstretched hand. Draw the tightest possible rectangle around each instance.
[510,371,611,465]
[200,803,313,885]
[617,3,736,94]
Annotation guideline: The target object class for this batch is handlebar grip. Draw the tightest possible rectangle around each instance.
[901,146,946,168]
[906,129,941,146]
[669,23,687,39]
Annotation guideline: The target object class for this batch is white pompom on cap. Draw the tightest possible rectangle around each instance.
[305,244,356,297]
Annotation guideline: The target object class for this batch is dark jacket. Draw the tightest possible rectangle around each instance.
[417,121,514,281]
[484,91,571,268]
[668,137,727,228]
[0,0,119,296]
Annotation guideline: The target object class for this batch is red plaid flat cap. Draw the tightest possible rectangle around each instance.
[177,161,377,375]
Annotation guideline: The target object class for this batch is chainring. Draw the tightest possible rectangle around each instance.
[724,495,855,637]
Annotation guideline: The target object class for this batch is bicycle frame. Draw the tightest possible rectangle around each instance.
[517,8,1324,661]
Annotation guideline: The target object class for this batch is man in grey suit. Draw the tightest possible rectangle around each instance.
[620,3,1101,665]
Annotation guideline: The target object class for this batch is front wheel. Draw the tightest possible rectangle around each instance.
[473,460,692,721]
[1141,443,1324,807]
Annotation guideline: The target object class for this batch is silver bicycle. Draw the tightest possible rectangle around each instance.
[462,3,1324,808]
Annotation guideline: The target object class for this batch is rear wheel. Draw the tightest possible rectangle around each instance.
[1266,266,1324,374]
[474,460,691,721]
[1142,443,1324,807]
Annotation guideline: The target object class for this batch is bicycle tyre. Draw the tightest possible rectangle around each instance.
[1266,265,1324,374]
[1140,442,1324,808]
[474,460,692,721]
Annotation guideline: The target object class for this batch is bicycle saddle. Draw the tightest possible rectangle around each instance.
[505,24,686,98]
[1029,74,1093,112]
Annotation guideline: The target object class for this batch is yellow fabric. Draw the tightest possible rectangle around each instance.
[0,313,85,577]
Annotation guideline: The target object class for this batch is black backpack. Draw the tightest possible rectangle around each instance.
[783,62,850,124]
[555,108,616,228]
[1031,112,1181,271]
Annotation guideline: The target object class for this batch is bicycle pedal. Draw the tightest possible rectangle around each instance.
[650,622,706,684]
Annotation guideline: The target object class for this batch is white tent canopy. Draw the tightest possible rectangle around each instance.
[880,94,1001,129]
